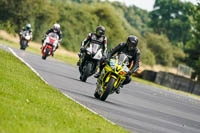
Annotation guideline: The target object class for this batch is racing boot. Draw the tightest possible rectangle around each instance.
[94,71,101,78]
[77,52,83,66]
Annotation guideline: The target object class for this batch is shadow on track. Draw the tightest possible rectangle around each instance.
[59,87,97,100]
[36,67,95,85]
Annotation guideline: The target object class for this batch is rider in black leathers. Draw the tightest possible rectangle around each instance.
[94,35,140,94]
[77,26,107,72]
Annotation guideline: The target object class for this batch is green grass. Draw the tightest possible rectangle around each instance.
[54,53,78,66]
[0,49,129,133]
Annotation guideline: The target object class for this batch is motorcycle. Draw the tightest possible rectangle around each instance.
[20,31,32,50]
[41,33,59,60]
[79,43,103,82]
[94,53,130,101]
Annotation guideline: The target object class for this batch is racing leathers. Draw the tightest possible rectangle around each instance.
[42,28,62,51]
[78,33,107,69]
[100,42,140,86]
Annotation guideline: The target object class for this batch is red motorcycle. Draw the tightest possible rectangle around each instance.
[41,33,59,60]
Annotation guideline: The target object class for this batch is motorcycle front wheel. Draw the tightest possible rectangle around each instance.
[100,77,116,101]
[80,62,92,82]
[20,40,27,50]
[42,47,50,60]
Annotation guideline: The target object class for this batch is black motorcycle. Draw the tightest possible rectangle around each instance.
[20,31,31,50]
[79,44,103,82]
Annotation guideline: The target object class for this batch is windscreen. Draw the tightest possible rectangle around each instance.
[92,44,100,54]
[118,54,128,65]
[49,33,58,39]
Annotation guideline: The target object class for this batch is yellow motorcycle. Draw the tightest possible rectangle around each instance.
[94,53,130,101]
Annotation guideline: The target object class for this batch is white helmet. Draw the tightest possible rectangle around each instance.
[53,23,60,32]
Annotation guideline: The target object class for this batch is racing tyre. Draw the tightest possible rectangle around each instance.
[20,40,27,50]
[100,77,116,101]
[80,63,92,82]
[42,47,50,60]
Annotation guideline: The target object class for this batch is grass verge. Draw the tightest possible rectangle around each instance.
[0,49,129,133]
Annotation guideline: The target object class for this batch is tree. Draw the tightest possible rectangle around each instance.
[0,0,57,33]
[149,0,194,45]
[71,0,100,3]
[111,2,151,35]
[185,2,200,80]
[145,33,174,66]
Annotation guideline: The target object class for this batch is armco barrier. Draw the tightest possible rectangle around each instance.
[193,84,200,95]
[141,71,200,96]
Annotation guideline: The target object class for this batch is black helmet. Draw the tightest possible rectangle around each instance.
[127,35,138,51]
[96,26,105,37]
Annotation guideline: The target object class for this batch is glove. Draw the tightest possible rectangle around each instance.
[80,47,86,53]
[104,58,109,63]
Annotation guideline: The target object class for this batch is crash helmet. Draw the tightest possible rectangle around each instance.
[26,24,31,30]
[53,23,60,32]
[127,35,138,51]
[96,26,105,37]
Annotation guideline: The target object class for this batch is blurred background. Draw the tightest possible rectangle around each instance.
[0,0,200,82]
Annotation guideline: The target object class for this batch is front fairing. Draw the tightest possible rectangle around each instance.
[86,44,102,60]
[42,45,53,55]
[22,31,31,40]
[45,33,59,45]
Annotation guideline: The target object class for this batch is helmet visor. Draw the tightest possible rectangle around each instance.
[96,30,104,36]
[127,40,136,50]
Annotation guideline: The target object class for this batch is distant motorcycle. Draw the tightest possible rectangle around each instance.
[20,31,31,50]
[94,53,129,101]
[41,33,59,60]
[79,43,103,82]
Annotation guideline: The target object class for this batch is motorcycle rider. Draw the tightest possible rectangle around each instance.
[42,23,62,54]
[19,24,33,44]
[94,35,140,94]
[77,26,107,71]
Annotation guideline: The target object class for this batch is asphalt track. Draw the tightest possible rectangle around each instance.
[1,45,200,133]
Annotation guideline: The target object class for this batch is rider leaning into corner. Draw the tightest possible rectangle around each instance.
[41,23,62,55]
[19,24,33,44]
[77,26,107,71]
[94,35,140,94]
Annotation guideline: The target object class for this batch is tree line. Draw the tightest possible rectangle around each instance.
[0,0,199,80]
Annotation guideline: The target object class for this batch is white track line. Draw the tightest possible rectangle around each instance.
[8,47,116,126]
[8,47,48,84]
